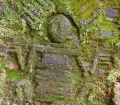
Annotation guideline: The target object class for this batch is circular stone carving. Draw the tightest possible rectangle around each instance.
[48,14,71,43]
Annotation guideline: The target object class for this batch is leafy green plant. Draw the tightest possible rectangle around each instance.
[63,1,73,13]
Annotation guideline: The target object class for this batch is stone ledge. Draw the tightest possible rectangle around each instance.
[34,45,80,56]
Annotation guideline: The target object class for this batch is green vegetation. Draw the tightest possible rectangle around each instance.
[7,71,22,79]
[107,69,118,82]
[0,64,6,71]
[112,0,120,3]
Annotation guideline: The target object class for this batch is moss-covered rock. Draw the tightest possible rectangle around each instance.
[48,14,72,43]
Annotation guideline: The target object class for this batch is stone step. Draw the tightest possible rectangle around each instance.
[99,51,111,57]
[98,62,110,70]
[98,56,110,62]
[34,45,80,56]
[98,64,109,70]
[37,63,70,70]
[98,62,110,65]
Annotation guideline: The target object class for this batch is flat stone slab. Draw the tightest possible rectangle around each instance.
[38,54,69,70]
[101,32,112,37]
[42,54,67,65]
[35,54,76,102]
[99,51,111,57]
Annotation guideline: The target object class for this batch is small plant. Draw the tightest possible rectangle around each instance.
[107,69,118,83]
[63,1,73,13]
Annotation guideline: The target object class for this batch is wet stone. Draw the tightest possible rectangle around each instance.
[101,32,113,37]
[104,9,118,17]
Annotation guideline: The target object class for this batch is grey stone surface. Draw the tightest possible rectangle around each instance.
[105,9,118,17]
[35,53,78,102]
[34,45,80,56]
[101,32,113,37]
[42,54,67,65]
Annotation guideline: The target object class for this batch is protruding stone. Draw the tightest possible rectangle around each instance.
[48,14,72,43]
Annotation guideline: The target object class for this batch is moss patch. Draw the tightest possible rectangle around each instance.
[7,70,22,79]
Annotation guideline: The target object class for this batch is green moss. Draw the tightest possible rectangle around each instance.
[71,0,98,20]
[7,71,22,79]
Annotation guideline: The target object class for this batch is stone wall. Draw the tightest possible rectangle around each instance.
[0,0,119,105]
